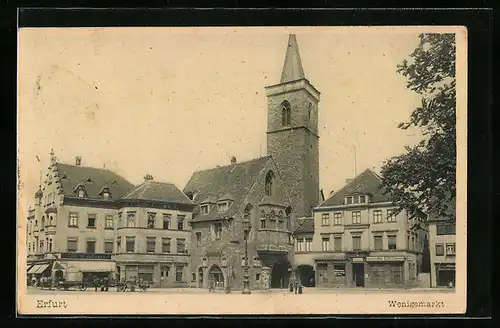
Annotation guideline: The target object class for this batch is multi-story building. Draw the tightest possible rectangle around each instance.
[26,151,195,287]
[183,34,322,291]
[307,169,428,288]
[428,203,456,288]
[293,217,316,287]
[114,176,195,287]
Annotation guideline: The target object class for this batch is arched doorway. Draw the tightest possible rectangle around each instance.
[198,267,204,288]
[207,265,225,289]
[297,265,315,287]
[271,261,291,288]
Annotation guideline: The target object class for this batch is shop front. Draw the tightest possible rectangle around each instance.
[435,263,455,288]
[314,259,350,288]
[55,253,116,283]
[365,256,406,288]
[27,261,53,285]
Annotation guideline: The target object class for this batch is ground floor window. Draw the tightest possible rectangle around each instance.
[175,265,185,282]
[332,263,346,283]
[369,264,385,285]
[138,265,154,282]
[436,266,455,287]
[389,264,404,284]
[368,263,404,285]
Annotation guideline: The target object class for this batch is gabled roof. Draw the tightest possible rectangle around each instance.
[122,181,194,205]
[56,163,134,199]
[318,169,392,207]
[183,156,272,222]
[281,34,306,83]
[295,218,314,233]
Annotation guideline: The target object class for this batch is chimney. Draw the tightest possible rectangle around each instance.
[230,156,237,165]
[75,156,82,166]
[144,174,154,181]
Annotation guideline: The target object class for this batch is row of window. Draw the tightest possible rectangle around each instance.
[65,212,187,231]
[28,236,54,254]
[280,101,313,127]
[321,209,397,226]
[435,243,456,256]
[296,234,399,252]
[344,195,369,205]
[116,236,187,254]
[200,201,230,215]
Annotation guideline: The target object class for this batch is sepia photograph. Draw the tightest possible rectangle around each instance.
[17,25,467,315]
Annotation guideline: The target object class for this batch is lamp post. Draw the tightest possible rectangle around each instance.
[242,217,251,294]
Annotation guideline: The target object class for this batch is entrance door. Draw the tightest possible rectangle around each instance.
[437,269,455,287]
[271,262,291,288]
[352,263,365,287]
[208,265,224,289]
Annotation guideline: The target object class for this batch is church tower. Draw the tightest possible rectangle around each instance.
[265,34,320,218]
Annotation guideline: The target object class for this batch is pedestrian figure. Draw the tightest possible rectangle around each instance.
[93,276,99,291]
[103,276,109,292]
[294,280,298,294]
[298,281,303,294]
[280,278,283,289]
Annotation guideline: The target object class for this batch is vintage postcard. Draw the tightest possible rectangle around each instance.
[17,25,467,315]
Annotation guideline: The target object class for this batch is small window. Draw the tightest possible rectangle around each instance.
[163,214,170,230]
[333,236,342,251]
[162,238,171,254]
[78,189,85,198]
[373,210,382,223]
[214,223,223,240]
[175,265,184,282]
[352,211,361,224]
[388,235,397,250]
[104,240,113,254]
[126,237,135,253]
[305,238,312,252]
[281,101,291,126]
[146,237,156,253]
[446,243,455,256]
[387,209,397,222]
[322,237,330,251]
[116,238,121,253]
[333,212,342,225]
[260,218,266,229]
[105,215,114,229]
[296,239,304,252]
[177,238,186,254]
[87,214,96,228]
[352,236,361,250]
[218,202,229,213]
[255,273,261,281]
[68,213,78,227]
[359,195,366,203]
[346,197,353,205]
[196,232,202,246]
[127,213,136,227]
[177,215,185,231]
[265,171,274,197]
[192,273,196,282]
[67,238,78,252]
[435,244,444,256]
[86,240,96,253]
[374,235,383,250]
[321,213,330,226]
[147,213,156,229]
[200,205,209,215]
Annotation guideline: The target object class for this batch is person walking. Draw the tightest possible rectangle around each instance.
[294,279,298,294]
[93,276,99,291]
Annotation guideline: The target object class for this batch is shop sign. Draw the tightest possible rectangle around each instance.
[352,257,364,263]
[366,256,405,262]
[60,253,112,260]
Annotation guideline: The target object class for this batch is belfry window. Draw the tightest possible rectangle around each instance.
[281,101,291,126]
[265,171,274,197]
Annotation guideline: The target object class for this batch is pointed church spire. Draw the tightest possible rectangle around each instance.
[280,34,305,83]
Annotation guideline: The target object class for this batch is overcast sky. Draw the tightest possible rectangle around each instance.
[18,27,425,212]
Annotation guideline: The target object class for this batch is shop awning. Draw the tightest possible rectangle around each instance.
[27,265,40,274]
[32,264,51,274]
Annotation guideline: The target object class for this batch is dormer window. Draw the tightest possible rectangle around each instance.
[200,204,209,215]
[100,187,111,200]
[218,201,229,213]
[359,195,366,203]
[78,189,85,198]
[346,196,353,205]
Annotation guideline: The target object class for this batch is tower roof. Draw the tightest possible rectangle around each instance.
[280,34,305,83]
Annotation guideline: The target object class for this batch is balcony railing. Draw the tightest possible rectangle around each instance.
[256,229,290,252]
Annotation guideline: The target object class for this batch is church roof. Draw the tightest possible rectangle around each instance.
[56,162,134,199]
[122,181,194,205]
[183,156,272,222]
[280,34,306,83]
[318,169,392,207]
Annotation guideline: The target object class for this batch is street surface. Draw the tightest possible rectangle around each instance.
[27,286,455,295]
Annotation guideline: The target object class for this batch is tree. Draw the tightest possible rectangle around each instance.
[380,33,456,222]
